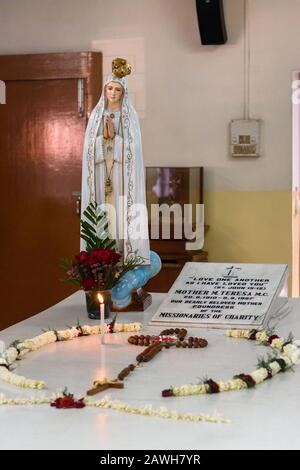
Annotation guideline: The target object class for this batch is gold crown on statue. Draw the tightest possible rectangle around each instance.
[112,58,132,78]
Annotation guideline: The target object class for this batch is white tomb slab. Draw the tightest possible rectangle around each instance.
[150,263,289,329]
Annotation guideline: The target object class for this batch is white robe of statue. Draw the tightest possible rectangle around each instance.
[81,72,150,265]
[94,110,123,249]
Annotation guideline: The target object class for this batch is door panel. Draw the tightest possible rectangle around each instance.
[0,78,85,328]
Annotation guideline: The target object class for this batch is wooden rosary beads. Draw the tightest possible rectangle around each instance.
[117,343,163,382]
[128,329,208,349]
[117,328,208,384]
[87,328,208,395]
[175,337,208,348]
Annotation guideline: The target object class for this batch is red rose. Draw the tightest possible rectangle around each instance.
[92,249,105,262]
[111,252,122,265]
[87,253,99,265]
[82,277,95,290]
[78,251,88,264]
[51,396,85,409]
[93,248,112,263]
[74,398,85,409]
[101,249,113,263]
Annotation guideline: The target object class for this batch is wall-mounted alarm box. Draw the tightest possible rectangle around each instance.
[230,119,261,158]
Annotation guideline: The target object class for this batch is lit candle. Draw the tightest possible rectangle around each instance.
[97,292,105,344]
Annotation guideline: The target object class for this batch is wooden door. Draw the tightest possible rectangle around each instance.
[0,53,102,329]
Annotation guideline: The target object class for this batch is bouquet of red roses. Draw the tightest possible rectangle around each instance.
[63,248,122,291]
[61,202,144,291]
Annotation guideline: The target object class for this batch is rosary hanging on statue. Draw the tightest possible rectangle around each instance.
[104,138,114,198]
[105,176,113,197]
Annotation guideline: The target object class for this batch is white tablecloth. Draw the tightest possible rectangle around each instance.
[0,291,299,450]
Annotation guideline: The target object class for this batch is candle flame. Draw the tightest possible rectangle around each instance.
[97,293,104,303]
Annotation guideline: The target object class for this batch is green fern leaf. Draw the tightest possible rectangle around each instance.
[80,202,116,252]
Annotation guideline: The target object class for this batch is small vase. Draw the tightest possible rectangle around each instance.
[85,290,111,320]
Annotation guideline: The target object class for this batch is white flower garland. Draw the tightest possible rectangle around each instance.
[0,322,142,389]
[85,396,229,423]
[162,329,300,398]
[1,327,296,424]
[0,392,229,424]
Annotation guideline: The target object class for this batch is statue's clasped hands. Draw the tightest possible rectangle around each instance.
[103,115,115,140]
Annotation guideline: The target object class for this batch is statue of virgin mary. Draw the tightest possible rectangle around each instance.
[81,58,150,265]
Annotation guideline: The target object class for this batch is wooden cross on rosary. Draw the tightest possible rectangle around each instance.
[87,328,208,396]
